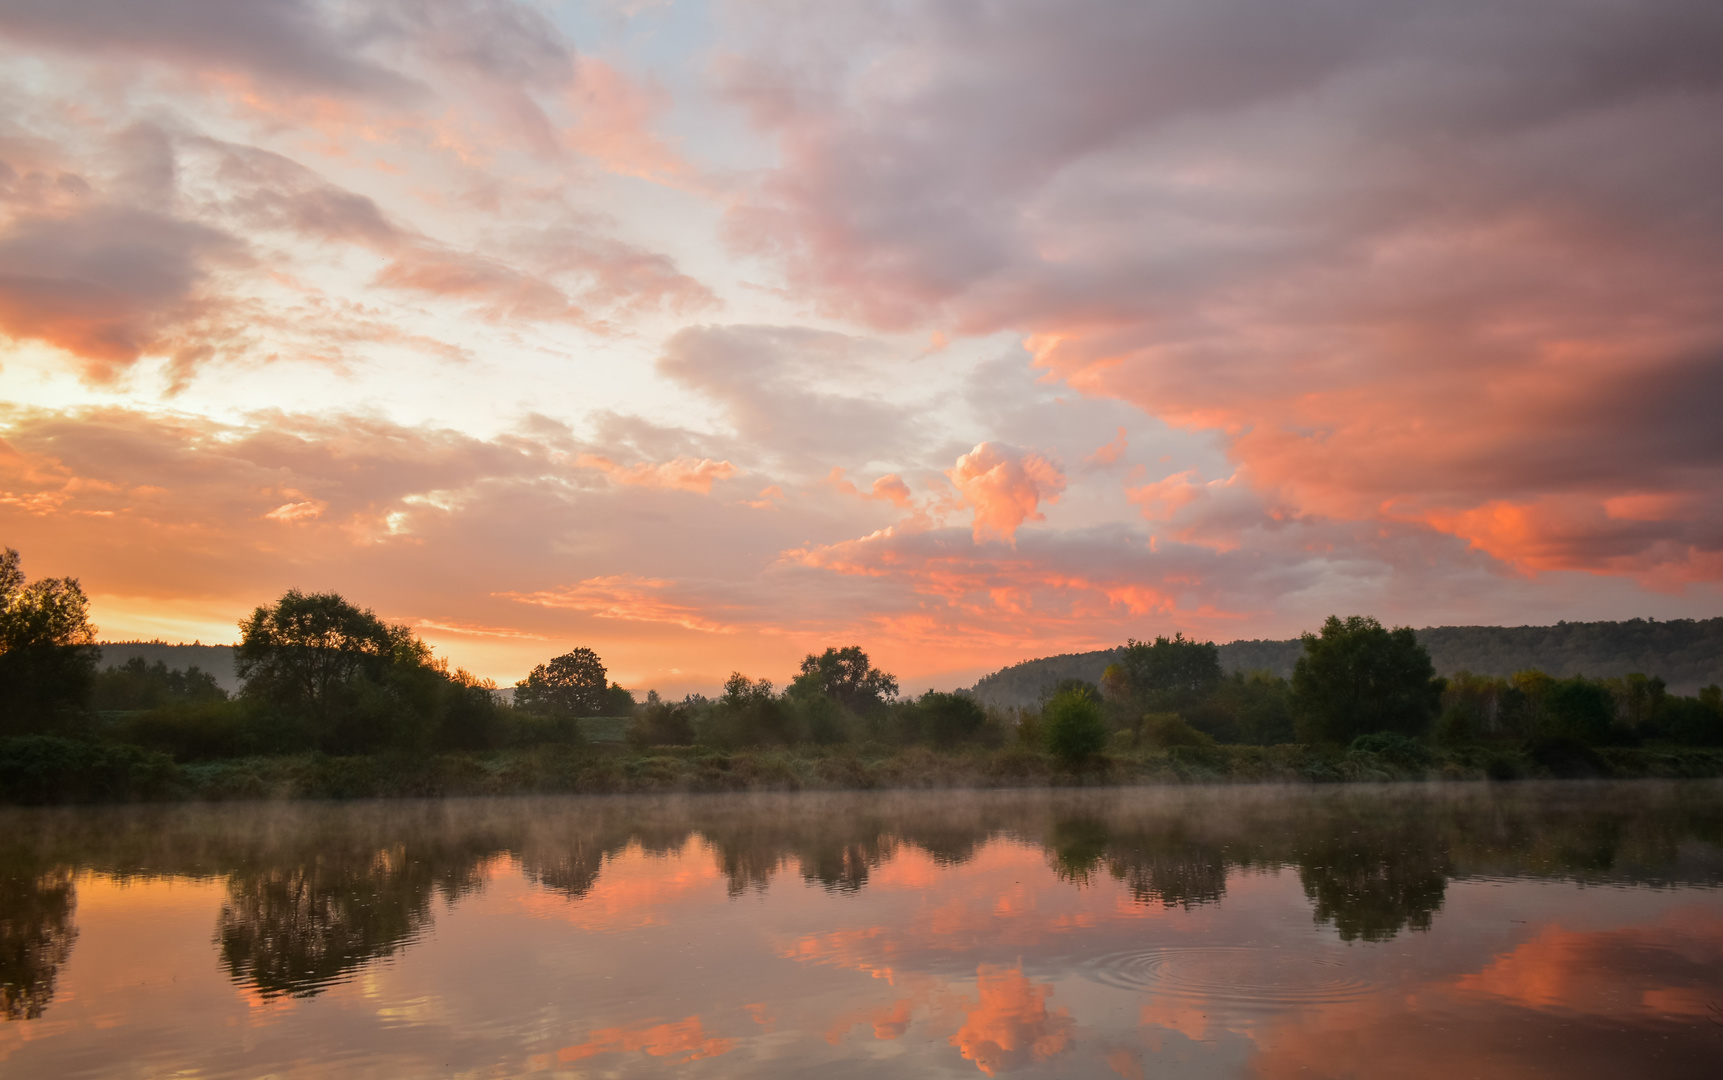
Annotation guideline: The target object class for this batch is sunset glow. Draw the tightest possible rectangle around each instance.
[3,0,1719,693]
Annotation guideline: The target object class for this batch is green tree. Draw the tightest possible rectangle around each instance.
[236,589,459,754]
[1291,615,1441,745]
[0,548,99,736]
[1044,687,1108,764]
[514,648,610,717]
[1120,634,1223,704]
[237,590,400,721]
[791,646,899,712]
[902,690,989,747]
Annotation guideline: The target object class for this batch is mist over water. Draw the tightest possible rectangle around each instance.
[3,784,1721,1077]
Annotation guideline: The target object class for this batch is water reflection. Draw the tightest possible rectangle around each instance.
[0,783,1720,1078]
[0,867,77,1020]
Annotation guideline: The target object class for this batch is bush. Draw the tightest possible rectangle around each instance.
[1348,732,1434,771]
[1044,689,1108,765]
[1141,712,1216,750]
[0,736,179,803]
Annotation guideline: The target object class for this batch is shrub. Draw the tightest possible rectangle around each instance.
[0,736,179,803]
[1141,712,1216,751]
[1348,732,1434,771]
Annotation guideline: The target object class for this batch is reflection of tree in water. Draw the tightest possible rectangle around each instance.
[0,867,77,1020]
[1108,844,1229,909]
[1296,818,1452,943]
[1047,817,1112,885]
[217,843,487,998]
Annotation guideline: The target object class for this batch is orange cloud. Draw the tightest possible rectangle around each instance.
[946,443,1065,545]
[576,454,739,493]
[1086,427,1128,466]
[502,576,738,634]
[557,1016,733,1064]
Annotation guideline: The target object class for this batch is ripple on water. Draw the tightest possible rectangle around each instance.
[1082,946,1375,1009]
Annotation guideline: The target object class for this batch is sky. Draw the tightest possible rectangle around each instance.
[1,0,1720,695]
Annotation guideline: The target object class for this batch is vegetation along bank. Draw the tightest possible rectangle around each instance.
[2,547,1720,803]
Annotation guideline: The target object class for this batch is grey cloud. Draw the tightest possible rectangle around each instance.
[0,0,416,97]
[657,324,914,470]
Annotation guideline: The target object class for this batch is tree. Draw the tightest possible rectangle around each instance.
[1044,686,1108,765]
[1291,615,1441,745]
[1120,634,1223,704]
[791,646,899,712]
[0,548,99,736]
[237,590,401,721]
[514,648,610,717]
[903,691,989,747]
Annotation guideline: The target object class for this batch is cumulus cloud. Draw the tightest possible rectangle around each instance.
[946,442,1064,545]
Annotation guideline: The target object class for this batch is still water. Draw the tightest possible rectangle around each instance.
[3,783,1721,1078]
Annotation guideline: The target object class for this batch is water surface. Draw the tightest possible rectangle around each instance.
[3,782,1721,1077]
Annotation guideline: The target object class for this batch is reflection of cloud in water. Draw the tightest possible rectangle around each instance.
[556,1015,734,1064]
[1249,907,1723,1080]
[950,966,1075,1076]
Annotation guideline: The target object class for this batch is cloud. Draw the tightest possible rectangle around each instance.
[0,204,246,378]
[556,1015,733,1064]
[575,454,739,493]
[657,324,913,470]
[504,575,738,634]
[719,0,1723,586]
[950,966,1074,1076]
[0,0,414,97]
[946,442,1065,545]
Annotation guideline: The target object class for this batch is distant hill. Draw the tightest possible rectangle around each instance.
[96,641,240,692]
[967,618,1723,709]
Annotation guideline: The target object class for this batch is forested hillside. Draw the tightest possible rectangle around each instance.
[969,618,1723,708]
[96,642,240,691]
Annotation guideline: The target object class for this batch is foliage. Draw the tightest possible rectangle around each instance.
[627,700,696,749]
[1540,677,1616,744]
[513,648,610,718]
[237,590,400,718]
[0,735,179,803]
[1044,687,1108,764]
[1140,712,1216,751]
[1291,616,1442,745]
[700,673,797,748]
[898,691,990,748]
[0,548,99,737]
[236,590,501,755]
[92,657,228,711]
[791,646,898,712]
[1120,634,1223,704]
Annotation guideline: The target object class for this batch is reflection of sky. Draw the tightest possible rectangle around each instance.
[4,841,1719,1077]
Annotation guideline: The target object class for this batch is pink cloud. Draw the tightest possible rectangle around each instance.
[946,443,1065,545]
[1086,427,1127,466]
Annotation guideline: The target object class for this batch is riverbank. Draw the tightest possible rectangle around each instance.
[5,735,1723,803]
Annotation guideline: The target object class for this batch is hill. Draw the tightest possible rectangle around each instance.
[96,641,241,692]
[968,617,1723,709]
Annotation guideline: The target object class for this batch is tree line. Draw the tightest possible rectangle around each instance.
[2,547,1719,771]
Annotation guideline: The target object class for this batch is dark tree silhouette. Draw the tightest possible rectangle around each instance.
[514,648,610,717]
[792,646,898,711]
[0,548,99,736]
